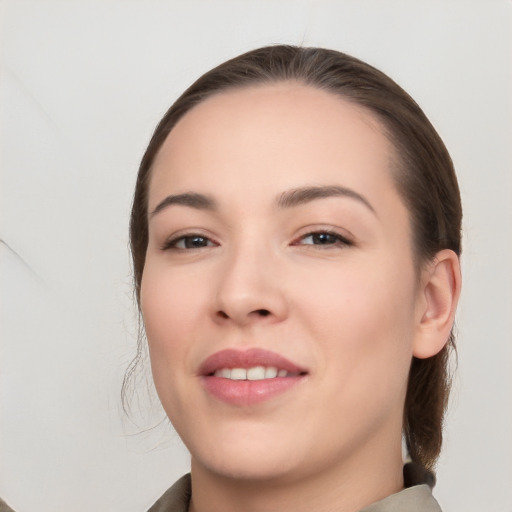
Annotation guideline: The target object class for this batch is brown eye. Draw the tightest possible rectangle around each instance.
[298,231,352,247]
[163,234,216,250]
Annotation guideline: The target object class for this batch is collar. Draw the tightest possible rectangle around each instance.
[147,464,441,512]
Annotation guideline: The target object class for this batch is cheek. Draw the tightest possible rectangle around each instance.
[140,262,206,389]
[141,258,205,335]
[292,257,416,386]
[140,264,215,431]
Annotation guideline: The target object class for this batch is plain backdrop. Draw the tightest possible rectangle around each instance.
[1,1,511,511]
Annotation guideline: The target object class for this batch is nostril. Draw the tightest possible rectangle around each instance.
[215,309,271,321]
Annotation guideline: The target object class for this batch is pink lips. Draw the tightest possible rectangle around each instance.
[199,348,307,406]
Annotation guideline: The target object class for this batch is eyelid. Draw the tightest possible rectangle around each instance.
[160,231,219,251]
[291,227,354,247]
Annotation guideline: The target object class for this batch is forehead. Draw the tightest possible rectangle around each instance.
[149,83,400,211]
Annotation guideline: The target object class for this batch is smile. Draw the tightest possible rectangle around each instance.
[199,348,308,406]
[213,367,300,380]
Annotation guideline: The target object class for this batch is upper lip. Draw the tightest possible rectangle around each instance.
[199,348,307,376]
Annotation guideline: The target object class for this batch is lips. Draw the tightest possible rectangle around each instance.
[199,348,307,406]
[199,348,306,375]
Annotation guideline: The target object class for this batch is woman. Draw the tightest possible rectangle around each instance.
[128,45,462,511]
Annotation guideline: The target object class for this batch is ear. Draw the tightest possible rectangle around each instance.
[413,249,462,359]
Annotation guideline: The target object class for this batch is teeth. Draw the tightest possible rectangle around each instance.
[264,367,278,378]
[230,368,247,380]
[247,366,265,380]
[213,366,288,380]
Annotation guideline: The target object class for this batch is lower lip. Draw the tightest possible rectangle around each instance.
[201,376,304,406]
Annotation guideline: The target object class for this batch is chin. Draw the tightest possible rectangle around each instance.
[198,452,299,483]
[187,426,303,482]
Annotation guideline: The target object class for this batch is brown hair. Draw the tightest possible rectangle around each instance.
[128,45,462,471]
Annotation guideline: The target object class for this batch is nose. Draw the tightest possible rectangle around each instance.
[212,242,288,326]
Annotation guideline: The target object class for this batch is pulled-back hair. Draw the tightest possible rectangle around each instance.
[129,45,462,471]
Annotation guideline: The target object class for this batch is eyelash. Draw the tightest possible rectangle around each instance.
[161,234,217,251]
[294,229,353,248]
[161,229,352,251]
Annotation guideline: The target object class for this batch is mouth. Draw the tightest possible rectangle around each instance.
[199,348,308,406]
[212,366,301,380]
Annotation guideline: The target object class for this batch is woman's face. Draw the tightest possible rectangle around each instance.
[141,84,424,483]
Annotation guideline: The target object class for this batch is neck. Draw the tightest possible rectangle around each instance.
[188,436,404,512]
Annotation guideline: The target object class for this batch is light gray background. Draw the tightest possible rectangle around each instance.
[1,1,511,511]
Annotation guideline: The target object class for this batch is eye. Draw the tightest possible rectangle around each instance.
[295,230,352,247]
[162,234,217,250]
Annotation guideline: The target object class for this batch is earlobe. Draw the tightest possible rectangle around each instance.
[413,249,462,359]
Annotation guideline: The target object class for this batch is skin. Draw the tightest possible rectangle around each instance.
[141,83,460,512]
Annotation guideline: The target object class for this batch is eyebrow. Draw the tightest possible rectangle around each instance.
[277,185,376,214]
[149,185,376,219]
[150,192,217,218]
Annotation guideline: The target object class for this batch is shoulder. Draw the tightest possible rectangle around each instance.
[0,497,16,512]
[360,463,442,512]
[360,485,442,512]
[147,474,191,512]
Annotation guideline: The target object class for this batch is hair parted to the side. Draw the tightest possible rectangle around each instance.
[127,45,462,472]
